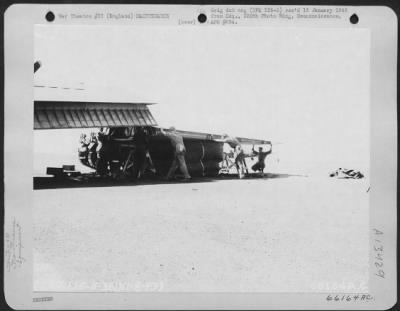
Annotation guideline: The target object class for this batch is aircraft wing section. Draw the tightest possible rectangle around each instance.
[163,128,271,145]
[235,137,271,145]
[34,100,158,129]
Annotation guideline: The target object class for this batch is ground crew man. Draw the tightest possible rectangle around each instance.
[78,133,90,167]
[95,130,110,177]
[222,134,247,178]
[161,126,191,181]
[251,144,272,177]
[131,127,149,180]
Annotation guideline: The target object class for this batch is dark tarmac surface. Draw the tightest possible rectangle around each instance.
[33,172,299,190]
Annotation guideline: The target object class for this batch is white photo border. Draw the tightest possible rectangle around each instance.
[3,4,397,309]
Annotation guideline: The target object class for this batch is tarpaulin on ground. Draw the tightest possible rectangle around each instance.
[330,168,364,179]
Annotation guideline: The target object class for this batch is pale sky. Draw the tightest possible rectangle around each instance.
[34,25,370,175]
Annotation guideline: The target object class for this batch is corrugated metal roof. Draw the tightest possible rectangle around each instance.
[34,101,158,129]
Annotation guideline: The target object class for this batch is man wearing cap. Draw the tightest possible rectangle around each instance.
[131,127,149,180]
[251,144,272,177]
[222,134,247,179]
[161,126,191,181]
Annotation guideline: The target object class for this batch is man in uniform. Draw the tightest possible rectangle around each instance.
[78,133,90,167]
[131,127,149,180]
[161,126,191,181]
[222,134,247,178]
[251,144,272,177]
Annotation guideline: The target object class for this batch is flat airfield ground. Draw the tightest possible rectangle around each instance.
[34,175,369,292]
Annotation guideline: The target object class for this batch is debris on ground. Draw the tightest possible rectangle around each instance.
[329,168,364,179]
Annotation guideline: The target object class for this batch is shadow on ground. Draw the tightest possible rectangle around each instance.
[33,172,307,190]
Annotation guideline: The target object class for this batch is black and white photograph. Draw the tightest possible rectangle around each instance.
[32,22,371,292]
[3,4,397,310]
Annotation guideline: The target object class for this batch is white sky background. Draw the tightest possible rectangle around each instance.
[34,25,370,176]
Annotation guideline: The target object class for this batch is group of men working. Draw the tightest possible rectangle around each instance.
[81,126,272,181]
[222,134,273,179]
[157,129,273,181]
[94,125,191,181]
[131,126,192,181]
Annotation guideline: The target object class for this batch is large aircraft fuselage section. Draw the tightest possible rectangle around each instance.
[34,100,270,179]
